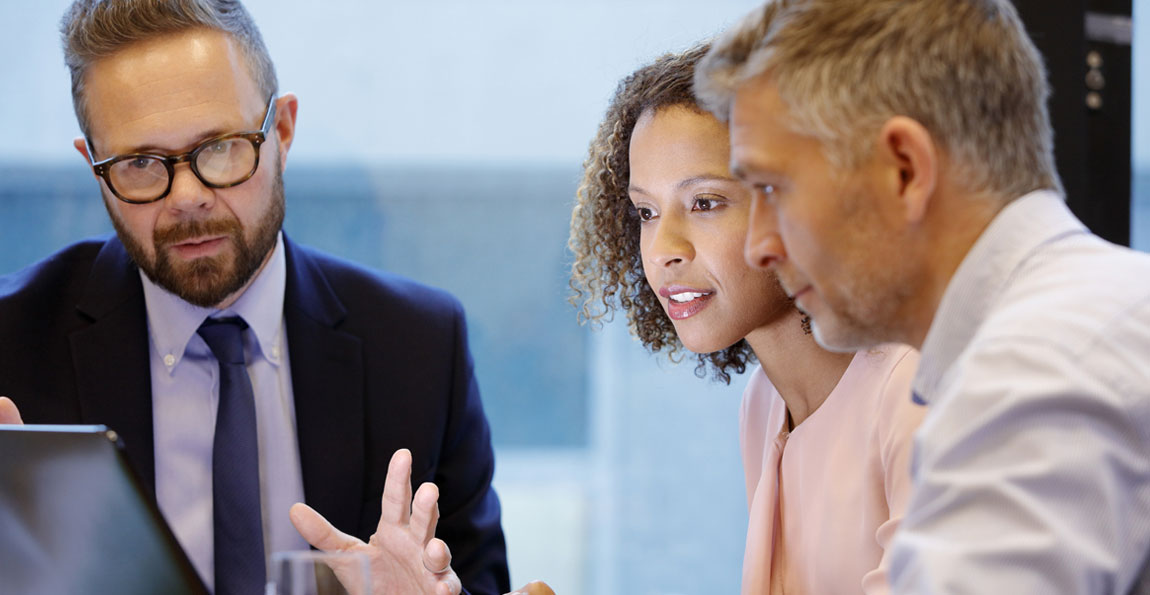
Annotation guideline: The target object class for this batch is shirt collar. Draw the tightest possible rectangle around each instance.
[141,232,287,373]
[911,190,1087,403]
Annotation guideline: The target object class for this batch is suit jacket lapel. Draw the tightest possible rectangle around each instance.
[69,237,157,492]
[282,237,366,534]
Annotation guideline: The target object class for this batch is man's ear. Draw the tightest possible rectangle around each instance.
[73,137,98,177]
[874,116,938,225]
[271,93,299,172]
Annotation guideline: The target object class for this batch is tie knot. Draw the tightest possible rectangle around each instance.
[197,317,249,365]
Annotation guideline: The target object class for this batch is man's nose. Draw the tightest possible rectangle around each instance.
[163,163,215,212]
[745,196,785,270]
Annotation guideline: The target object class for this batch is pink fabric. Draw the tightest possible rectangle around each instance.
[740,344,923,594]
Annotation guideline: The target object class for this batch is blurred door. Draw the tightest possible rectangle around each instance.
[1013,0,1133,245]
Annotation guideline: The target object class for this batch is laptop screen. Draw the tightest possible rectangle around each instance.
[0,425,208,595]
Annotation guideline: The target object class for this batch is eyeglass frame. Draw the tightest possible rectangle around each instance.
[85,94,278,205]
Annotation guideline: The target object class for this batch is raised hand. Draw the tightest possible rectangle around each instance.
[290,449,462,595]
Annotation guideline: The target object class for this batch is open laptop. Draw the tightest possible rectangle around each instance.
[0,425,209,595]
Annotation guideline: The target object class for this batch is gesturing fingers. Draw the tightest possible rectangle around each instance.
[435,572,463,595]
[289,502,363,552]
[379,448,414,529]
[426,539,462,595]
[423,537,451,575]
[410,482,441,545]
[348,447,462,595]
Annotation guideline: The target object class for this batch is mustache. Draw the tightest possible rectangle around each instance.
[154,217,241,245]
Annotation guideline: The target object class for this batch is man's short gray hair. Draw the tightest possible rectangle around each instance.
[695,0,1061,199]
[61,0,278,139]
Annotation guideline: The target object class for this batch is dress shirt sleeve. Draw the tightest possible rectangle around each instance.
[864,348,925,595]
[430,300,510,595]
[889,337,1150,594]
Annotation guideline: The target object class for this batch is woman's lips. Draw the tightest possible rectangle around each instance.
[660,286,715,320]
[666,292,714,320]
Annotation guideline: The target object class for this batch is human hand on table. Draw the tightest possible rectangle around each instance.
[0,396,23,424]
[290,448,461,595]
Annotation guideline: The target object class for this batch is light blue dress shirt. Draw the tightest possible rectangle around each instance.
[890,191,1150,593]
[141,233,309,591]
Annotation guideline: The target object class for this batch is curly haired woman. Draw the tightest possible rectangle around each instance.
[569,44,925,594]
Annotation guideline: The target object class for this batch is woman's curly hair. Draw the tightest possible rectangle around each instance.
[568,42,755,384]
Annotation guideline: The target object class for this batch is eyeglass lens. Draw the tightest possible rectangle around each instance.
[108,136,258,202]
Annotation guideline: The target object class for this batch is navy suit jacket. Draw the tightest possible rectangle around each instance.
[0,235,510,594]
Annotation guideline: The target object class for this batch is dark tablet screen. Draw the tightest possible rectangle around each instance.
[0,425,208,595]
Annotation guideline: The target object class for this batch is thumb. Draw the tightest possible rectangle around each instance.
[289,502,362,552]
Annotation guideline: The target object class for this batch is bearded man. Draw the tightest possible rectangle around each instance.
[0,2,509,594]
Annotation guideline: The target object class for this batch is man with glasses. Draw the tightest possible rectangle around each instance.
[0,1,509,594]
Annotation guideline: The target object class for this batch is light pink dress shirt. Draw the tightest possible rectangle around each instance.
[740,344,923,594]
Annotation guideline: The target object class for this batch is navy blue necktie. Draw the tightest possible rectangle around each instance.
[198,317,265,594]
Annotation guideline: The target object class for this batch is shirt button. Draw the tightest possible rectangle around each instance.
[272,346,281,359]
[163,354,176,367]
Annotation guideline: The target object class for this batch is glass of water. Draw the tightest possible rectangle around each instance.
[268,550,371,595]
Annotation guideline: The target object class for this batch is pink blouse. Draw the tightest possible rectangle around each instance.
[740,344,923,594]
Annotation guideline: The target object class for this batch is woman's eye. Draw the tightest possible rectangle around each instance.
[692,196,720,211]
[636,207,655,221]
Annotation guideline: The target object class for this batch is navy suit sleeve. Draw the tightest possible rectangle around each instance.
[433,300,510,595]
[281,241,510,594]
